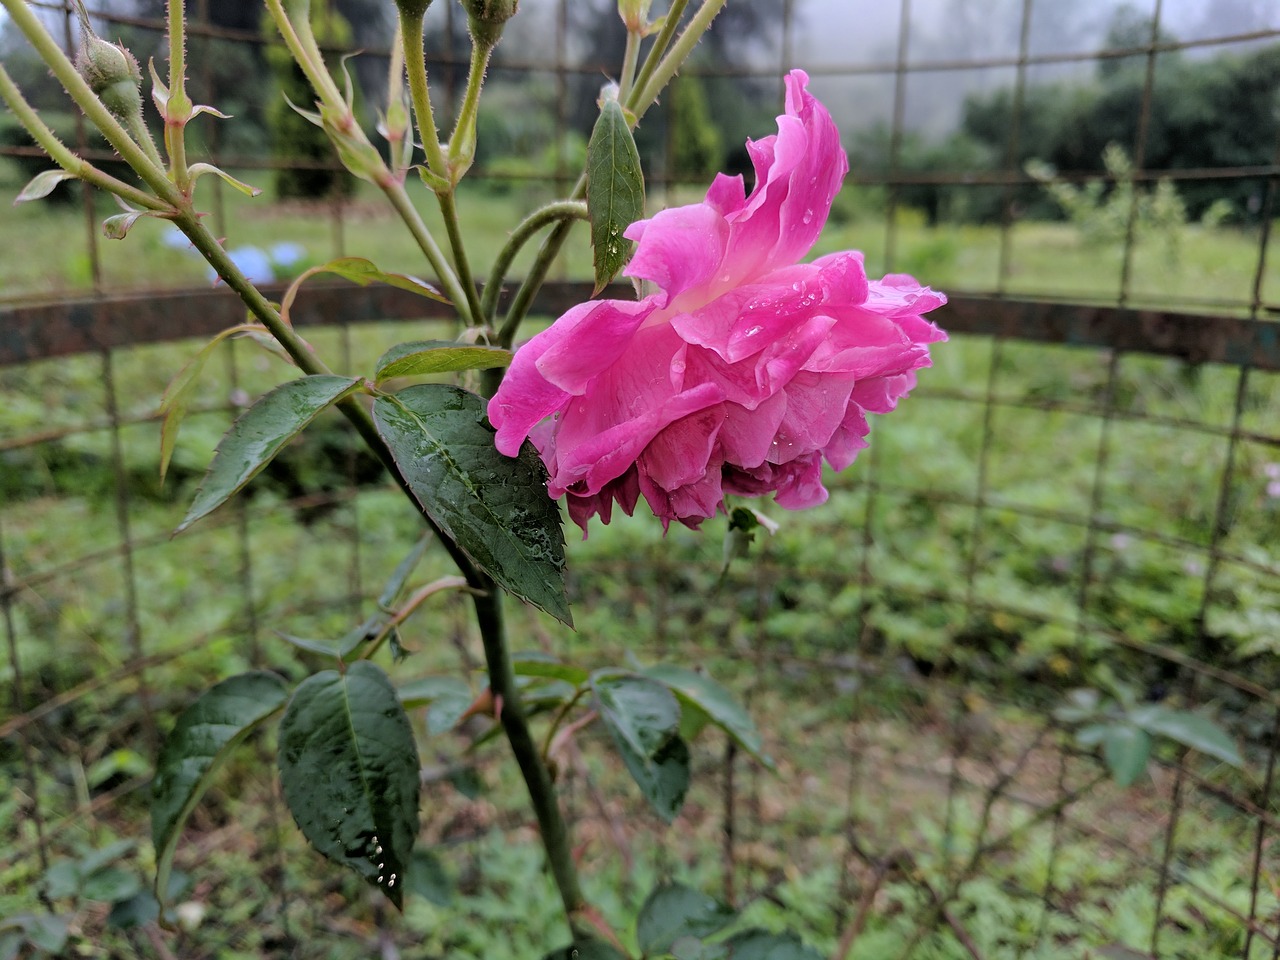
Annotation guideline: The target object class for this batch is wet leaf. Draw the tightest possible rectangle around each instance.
[373,384,571,624]
[278,661,420,909]
[644,663,769,766]
[586,96,644,294]
[177,375,360,531]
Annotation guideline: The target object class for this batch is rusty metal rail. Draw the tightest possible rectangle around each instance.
[3,283,1277,370]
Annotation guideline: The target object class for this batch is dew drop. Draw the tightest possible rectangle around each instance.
[745,325,764,337]
[802,208,814,224]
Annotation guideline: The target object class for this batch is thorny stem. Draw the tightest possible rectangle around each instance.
[437,188,486,328]
[471,583,587,933]
[398,7,449,179]
[264,0,344,109]
[0,63,166,212]
[398,8,487,327]
[627,0,690,111]
[629,0,726,123]
[379,179,476,326]
[617,27,643,103]
[164,0,192,189]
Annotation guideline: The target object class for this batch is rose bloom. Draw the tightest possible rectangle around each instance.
[490,69,947,534]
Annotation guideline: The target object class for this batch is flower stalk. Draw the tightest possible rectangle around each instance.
[628,0,724,122]
[162,0,193,189]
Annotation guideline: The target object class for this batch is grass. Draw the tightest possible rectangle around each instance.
[2,162,1279,957]
[2,158,1278,312]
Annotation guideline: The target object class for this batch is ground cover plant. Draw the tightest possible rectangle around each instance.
[2,1,1277,958]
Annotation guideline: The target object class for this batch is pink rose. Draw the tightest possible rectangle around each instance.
[490,69,947,534]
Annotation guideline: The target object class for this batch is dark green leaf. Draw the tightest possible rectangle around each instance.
[722,930,824,960]
[106,890,159,929]
[586,96,644,294]
[592,672,680,759]
[644,664,769,766]
[41,859,80,901]
[674,936,728,960]
[278,661,420,908]
[3,914,70,954]
[542,938,628,960]
[619,734,690,823]
[375,340,513,383]
[178,375,361,531]
[592,673,688,820]
[637,882,737,955]
[80,868,141,903]
[373,384,571,624]
[1102,724,1152,786]
[405,849,453,907]
[152,672,288,909]
[77,839,134,877]
[519,678,579,712]
[1128,705,1242,766]
[336,614,387,661]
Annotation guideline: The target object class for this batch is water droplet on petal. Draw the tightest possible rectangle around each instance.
[802,208,814,224]
[745,325,764,337]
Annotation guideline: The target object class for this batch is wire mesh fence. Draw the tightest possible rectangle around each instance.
[1,0,1279,956]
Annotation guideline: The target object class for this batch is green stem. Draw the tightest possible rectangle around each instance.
[380,179,475,326]
[398,7,449,179]
[497,173,587,348]
[471,585,586,933]
[628,0,725,123]
[616,27,643,103]
[263,0,345,110]
[0,63,166,211]
[628,0,689,108]
[2,0,177,202]
[481,201,589,322]
[165,0,192,189]
[448,36,493,180]
[437,189,486,329]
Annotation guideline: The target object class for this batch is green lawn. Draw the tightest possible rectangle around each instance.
[2,159,1276,312]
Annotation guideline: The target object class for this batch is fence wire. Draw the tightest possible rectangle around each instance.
[2,0,1279,957]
